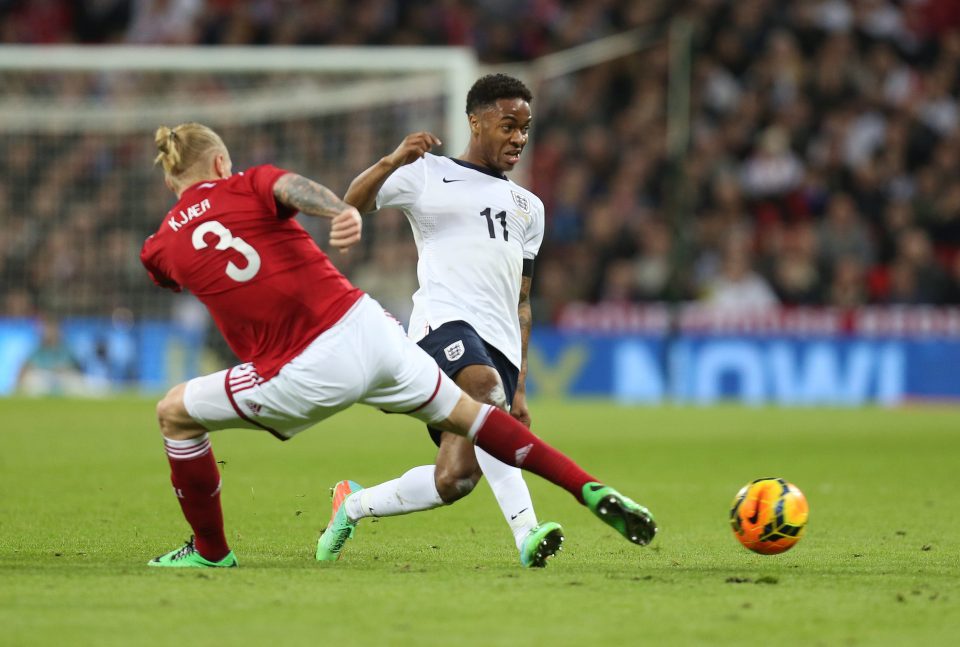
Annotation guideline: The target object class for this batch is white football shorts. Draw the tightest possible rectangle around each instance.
[182,295,462,439]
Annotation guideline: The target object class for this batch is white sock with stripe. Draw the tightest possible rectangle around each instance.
[164,434,211,460]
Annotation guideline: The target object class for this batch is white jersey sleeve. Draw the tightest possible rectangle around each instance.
[522,194,545,261]
[376,158,427,211]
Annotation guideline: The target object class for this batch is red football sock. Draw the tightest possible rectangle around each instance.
[471,406,598,504]
[164,434,230,561]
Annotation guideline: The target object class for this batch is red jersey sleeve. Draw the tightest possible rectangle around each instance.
[140,234,182,292]
[245,164,298,220]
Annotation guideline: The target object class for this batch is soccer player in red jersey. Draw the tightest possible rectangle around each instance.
[141,122,657,568]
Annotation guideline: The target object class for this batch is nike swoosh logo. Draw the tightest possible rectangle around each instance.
[510,507,529,521]
[442,177,465,183]
[588,484,605,492]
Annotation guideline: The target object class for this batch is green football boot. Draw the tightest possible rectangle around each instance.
[148,536,238,568]
[519,521,564,568]
[582,482,657,546]
[316,480,363,562]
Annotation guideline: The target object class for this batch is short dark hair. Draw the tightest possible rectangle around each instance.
[465,74,533,115]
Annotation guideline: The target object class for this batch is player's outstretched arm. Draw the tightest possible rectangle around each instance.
[273,173,362,252]
[344,131,441,213]
[274,172,349,218]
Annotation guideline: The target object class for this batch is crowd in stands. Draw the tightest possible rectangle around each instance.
[2,0,960,328]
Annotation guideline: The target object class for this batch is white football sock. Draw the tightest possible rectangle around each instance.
[475,446,538,550]
[345,465,444,522]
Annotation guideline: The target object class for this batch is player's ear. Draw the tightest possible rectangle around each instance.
[214,152,231,179]
[468,113,480,136]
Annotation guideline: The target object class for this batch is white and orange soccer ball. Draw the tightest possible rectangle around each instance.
[729,477,809,555]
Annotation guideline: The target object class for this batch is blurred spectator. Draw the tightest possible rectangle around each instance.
[632,219,673,301]
[350,239,419,326]
[17,317,87,396]
[598,259,639,303]
[827,255,869,308]
[3,288,35,318]
[885,258,923,304]
[890,226,947,303]
[817,192,876,271]
[125,0,202,44]
[546,162,591,244]
[941,252,960,304]
[700,232,779,312]
[876,198,915,264]
[769,222,824,305]
[1,0,72,43]
[916,68,958,137]
[529,257,574,325]
[582,199,638,301]
[740,126,804,200]
[75,0,131,43]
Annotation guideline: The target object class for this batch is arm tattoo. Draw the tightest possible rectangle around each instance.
[517,275,534,385]
[273,173,348,218]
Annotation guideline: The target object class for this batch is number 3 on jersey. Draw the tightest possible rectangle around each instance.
[192,220,261,282]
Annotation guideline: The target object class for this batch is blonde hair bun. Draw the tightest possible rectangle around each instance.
[154,122,226,178]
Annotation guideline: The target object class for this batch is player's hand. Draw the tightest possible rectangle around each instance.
[330,206,362,252]
[385,132,442,168]
[511,391,531,428]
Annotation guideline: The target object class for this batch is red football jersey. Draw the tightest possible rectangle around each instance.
[141,164,363,380]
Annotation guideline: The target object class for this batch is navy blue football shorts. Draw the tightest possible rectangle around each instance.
[416,320,519,447]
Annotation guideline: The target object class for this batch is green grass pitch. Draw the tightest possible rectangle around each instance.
[1,397,958,646]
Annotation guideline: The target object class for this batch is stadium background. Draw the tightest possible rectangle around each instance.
[2,0,960,404]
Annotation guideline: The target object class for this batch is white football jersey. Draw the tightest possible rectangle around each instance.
[377,153,545,369]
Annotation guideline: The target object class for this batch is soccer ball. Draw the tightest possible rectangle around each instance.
[729,477,808,554]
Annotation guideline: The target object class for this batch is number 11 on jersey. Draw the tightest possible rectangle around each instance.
[480,207,508,241]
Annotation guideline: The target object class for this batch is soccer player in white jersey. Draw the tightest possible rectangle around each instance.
[318,74,564,567]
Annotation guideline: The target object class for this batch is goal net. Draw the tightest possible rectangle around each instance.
[0,46,476,389]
